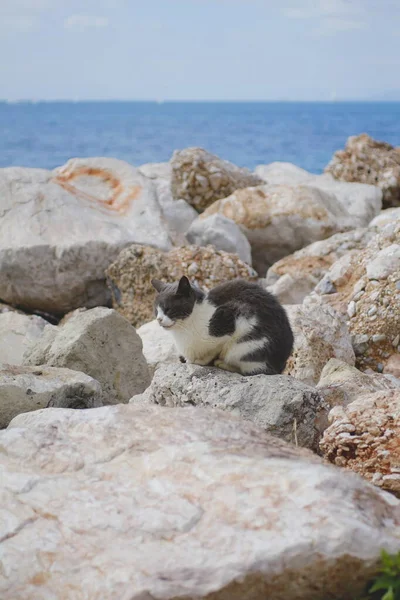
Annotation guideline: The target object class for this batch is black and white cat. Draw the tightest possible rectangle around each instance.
[151,276,294,376]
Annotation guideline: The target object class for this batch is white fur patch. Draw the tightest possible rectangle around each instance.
[156,307,174,329]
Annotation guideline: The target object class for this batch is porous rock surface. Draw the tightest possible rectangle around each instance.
[265,227,375,304]
[0,158,177,314]
[325,133,400,208]
[0,363,102,428]
[284,303,355,386]
[2,403,400,600]
[131,363,323,449]
[313,221,400,372]
[0,311,54,366]
[171,147,262,212]
[321,390,400,497]
[200,183,354,275]
[23,307,150,404]
[136,319,178,376]
[106,243,257,328]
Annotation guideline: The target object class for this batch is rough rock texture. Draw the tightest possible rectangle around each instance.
[138,161,198,245]
[0,364,102,428]
[369,207,400,229]
[0,158,179,314]
[23,307,150,404]
[284,303,355,386]
[106,244,258,328]
[315,358,400,434]
[136,319,178,376]
[325,133,400,208]
[0,312,54,365]
[2,403,400,600]
[131,363,323,449]
[255,161,382,225]
[313,222,400,372]
[321,390,400,497]
[186,214,252,265]
[384,354,400,379]
[171,147,262,212]
[265,228,375,304]
[200,184,354,275]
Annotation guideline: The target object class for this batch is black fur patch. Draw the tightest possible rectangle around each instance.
[209,305,236,337]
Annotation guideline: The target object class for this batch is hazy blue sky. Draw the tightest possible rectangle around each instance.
[0,0,399,101]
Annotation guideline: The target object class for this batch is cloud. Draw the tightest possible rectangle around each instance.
[64,15,109,31]
[283,0,366,34]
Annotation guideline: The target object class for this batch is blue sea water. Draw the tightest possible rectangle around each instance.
[1,101,400,173]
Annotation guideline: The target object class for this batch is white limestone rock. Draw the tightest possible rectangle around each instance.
[0,312,55,366]
[23,307,150,404]
[136,319,178,376]
[1,403,400,600]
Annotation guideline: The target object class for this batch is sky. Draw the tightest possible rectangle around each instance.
[0,0,399,101]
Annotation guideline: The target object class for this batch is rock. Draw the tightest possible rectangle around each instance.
[136,319,178,376]
[200,184,354,275]
[0,364,102,428]
[325,133,400,208]
[316,358,400,433]
[384,354,400,379]
[131,363,323,450]
[106,243,258,328]
[369,207,400,229]
[186,214,252,264]
[313,222,400,372]
[2,403,400,600]
[265,228,375,304]
[23,307,150,405]
[138,161,198,246]
[0,312,54,366]
[320,390,400,497]
[0,158,177,315]
[170,147,262,212]
[284,303,355,386]
[256,161,382,225]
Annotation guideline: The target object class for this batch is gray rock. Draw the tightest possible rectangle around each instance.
[24,307,151,404]
[171,147,262,212]
[366,244,400,280]
[0,363,102,428]
[186,214,252,264]
[131,363,323,449]
[0,158,176,314]
[136,319,178,376]
[0,312,55,366]
[2,403,400,600]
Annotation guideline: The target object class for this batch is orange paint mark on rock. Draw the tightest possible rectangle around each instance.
[53,166,142,214]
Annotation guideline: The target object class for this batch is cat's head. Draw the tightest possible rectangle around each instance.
[151,276,197,329]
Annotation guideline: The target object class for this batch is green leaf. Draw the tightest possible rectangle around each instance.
[382,588,395,600]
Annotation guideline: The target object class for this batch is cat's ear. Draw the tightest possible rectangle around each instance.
[177,276,192,296]
[151,279,166,293]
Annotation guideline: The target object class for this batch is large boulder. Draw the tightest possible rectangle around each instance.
[106,243,257,328]
[325,133,400,208]
[200,184,354,275]
[284,303,355,386]
[138,161,198,245]
[0,363,102,428]
[265,228,375,304]
[0,158,178,315]
[171,147,262,212]
[256,161,382,225]
[321,390,400,497]
[131,363,323,449]
[186,214,252,265]
[23,307,150,404]
[2,403,400,600]
[313,221,400,372]
[0,311,54,365]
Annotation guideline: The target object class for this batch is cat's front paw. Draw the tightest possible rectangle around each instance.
[214,359,237,373]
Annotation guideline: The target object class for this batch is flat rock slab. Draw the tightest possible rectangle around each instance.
[132,363,324,449]
[1,404,400,600]
[0,363,102,428]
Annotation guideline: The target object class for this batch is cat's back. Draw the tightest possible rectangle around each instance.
[207,279,278,310]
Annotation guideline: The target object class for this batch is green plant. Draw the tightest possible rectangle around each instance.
[357,550,400,600]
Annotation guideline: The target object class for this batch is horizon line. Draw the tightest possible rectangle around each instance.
[2,98,400,104]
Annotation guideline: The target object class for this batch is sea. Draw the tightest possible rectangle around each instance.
[1,101,400,173]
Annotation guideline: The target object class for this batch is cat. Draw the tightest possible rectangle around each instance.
[151,276,294,376]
